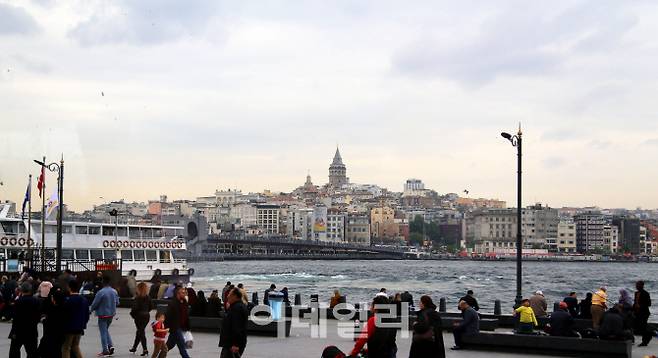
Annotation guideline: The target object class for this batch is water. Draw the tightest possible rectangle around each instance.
[189,260,658,319]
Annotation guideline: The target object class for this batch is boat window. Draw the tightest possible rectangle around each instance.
[133,250,145,261]
[160,250,171,263]
[31,223,41,233]
[117,227,127,237]
[1,221,18,234]
[102,226,115,236]
[121,250,133,261]
[145,250,157,261]
[75,226,88,235]
[75,249,89,260]
[104,250,116,260]
[62,249,74,260]
[88,226,100,235]
[17,224,26,233]
[63,225,72,234]
[90,249,103,260]
[7,249,20,259]
[46,225,58,233]
[164,228,176,237]
[153,229,163,238]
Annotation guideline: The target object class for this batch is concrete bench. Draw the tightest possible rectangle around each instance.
[189,316,292,337]
[461,332,632,358]
[438,317,498,331]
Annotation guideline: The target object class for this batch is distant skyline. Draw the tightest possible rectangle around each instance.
[2,1,658,211]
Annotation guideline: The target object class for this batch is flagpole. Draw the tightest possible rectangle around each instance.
[27,174,32,264]
[41,155,46,272]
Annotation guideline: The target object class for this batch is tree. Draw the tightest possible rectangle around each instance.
[409,232,424,246]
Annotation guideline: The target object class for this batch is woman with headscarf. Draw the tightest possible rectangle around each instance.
[618,288,633,311]
[191,290,208,317]
[129,282,153,356]
[410,295,445,358]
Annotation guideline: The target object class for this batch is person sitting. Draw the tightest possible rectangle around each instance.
[190,290,208,317]
[529,290,547,318]
[563,292,579,318]
[549,302,578,337]
[206,290,222,317]
[330,290,342,309]
[350,295,397,357]
[599,304,633,341]
[514,298,538,334]
[451,300,480,350]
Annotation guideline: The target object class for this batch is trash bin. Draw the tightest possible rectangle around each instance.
[269,291,284,320]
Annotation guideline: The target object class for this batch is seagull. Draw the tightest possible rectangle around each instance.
[463,189,469,195]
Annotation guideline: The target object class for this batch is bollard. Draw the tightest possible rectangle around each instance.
[310,294,319,305]
[553,301,560,313]
[252,292,259,305]
[494,300,501,315]
[439,297,447,312]
[294,293,301,306]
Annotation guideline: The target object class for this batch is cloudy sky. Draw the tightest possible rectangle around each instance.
[2,0,658,211]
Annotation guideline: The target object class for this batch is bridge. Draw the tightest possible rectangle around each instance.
[185,233,413,261]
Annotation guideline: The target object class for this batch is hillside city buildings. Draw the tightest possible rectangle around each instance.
[7,147,658,256]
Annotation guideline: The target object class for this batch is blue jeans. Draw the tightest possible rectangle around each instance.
[98,317,114,353]
[166,329,190,358]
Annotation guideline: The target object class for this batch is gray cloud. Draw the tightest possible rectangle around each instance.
[68,0,222,46]
[541,129,583,142]
[588,139,612,150]
[0,3,39,35]
[542,156,566,169]
[391,1,638,84]
[11,54,52,74]
[643,139,658,146]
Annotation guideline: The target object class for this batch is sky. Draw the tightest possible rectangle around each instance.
[2,0,658,211]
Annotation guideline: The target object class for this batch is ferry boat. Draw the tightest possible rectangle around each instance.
[0,203,190,280]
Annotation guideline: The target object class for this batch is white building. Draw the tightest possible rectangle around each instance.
[256,204,280,234]
[287,208,314,240]
[230,203,257,228]
[603,225,619,254]
[557,221,577,253]
[327,209,346,243]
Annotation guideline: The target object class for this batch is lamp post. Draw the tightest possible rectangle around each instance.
[33,157,64,273]
[109,209,119,262]
[501,126,523,307]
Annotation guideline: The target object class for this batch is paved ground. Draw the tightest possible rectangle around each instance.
[1,308,657,357]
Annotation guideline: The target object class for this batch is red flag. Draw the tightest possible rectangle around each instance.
[37,166,45,197]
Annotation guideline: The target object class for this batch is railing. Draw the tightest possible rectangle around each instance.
[0,258,123,274]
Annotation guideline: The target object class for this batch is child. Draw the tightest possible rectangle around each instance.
[151,312,169,358]
[514,298,538,334]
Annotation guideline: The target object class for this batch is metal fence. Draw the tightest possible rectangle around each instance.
[0,258,122,274]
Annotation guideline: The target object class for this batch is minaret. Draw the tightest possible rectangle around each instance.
[328,147,348,188]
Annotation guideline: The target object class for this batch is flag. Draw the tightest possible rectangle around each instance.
[46,189,59,218]
[37,166,45,197]
[21,177,31,219]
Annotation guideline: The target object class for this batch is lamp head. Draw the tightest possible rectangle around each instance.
[501,132,512,140]
[33,159,45,166]
[109,209,118,216]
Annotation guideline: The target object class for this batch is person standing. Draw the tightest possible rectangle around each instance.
[514,298,538,334]
[263,284,276,306]
[90,275,119,356]
[634,280,652,346]
[401,290,414,310]
[62,280,90,358]
[222,281,232,303]
[451,300,479,350]
[591,286,608,329]
[563,292,579,318]
[165,286,191,358]
[459,290,479,311]
[529,290,547,318]
[38,288,66,358]
[219,288,249,358]
[9,283,41,358]
[579,292,593,319]
[130,282,153,356]
[410,295,445,358]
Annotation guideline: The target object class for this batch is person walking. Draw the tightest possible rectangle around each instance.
[151,312,169,358]
[634,280,653,346]
[410,295,445,358]
[219,288,248,358]
[459,290,479,311]
[8,283,41,358]
[529,290,547,318]
[130,282,153,356]
[165,286,191,358]
[591,286,608,329]
[451,300,479,350]
[38,287,66,358]
[90,275,119,356]
[62,280,90,358]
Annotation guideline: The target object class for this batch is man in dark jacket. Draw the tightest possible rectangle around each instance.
[219,288,248,357]
[563,292,579,318]
[459,290,479,311]
[634,280,653,346]
[263,284,276,306]
[549,302,577,337]
[451,300,479,350]
[165,286,190,358]
[62,280,90,358]
[400,291,414,310]
[599,304,633,341]
[9,282,41,358]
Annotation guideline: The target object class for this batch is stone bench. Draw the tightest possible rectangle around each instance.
[461,332,632,358]
[189,316,292,337]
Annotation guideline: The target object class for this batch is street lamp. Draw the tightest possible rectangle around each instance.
[109,208,119,262]
[501,126,523,307]
[33,157,64,273]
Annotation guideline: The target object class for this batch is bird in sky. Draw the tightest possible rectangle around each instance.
[463,189,469,195]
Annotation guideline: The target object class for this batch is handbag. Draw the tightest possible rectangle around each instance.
[183,331,194,349]
[412,311,435,342]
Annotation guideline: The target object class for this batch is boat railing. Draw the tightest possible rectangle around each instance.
[0,258,123,274]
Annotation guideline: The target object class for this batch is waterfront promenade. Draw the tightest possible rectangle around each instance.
[1,308,655,357]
